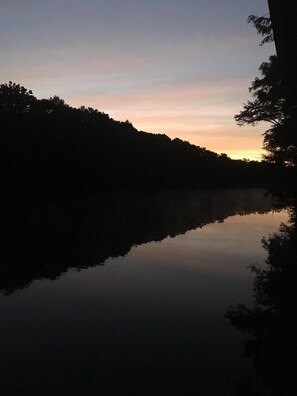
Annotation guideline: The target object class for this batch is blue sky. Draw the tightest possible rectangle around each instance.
[0,0,274,159]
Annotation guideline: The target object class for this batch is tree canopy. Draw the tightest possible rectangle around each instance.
[0,81,36,114]
[247,14,273,46]
[0,81,282,193]
[235,16,297,166]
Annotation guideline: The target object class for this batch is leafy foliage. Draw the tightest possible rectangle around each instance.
[235,17,297,166]
[247,15,274,46]
[0,81,36,114]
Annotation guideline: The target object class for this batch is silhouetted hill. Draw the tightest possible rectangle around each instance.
[0,82,285,193]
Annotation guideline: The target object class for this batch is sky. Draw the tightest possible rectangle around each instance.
[0,0,274,160]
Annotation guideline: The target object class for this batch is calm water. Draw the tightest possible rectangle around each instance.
[0,189,288,395]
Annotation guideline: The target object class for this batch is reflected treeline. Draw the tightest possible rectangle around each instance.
[226,193,297,396]
[0,189,272,295]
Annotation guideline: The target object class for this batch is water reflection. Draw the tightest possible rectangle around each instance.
[0,189,273,295]
[0,189,287,396]
[226,194,297,395]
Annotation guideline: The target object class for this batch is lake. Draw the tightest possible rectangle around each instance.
[0,189,288,395]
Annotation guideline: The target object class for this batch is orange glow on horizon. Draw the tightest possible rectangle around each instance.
[65,86,269,163]
[222,150,264,162]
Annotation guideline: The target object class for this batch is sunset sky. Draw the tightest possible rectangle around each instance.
[0,0,274,160]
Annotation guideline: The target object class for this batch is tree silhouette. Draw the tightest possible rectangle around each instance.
[0,81,36,114]
[235,17,297,166]
[247,15,273,46]
[0,81,283,193]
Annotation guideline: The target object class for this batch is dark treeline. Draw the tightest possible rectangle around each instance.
[0,189,273,295]
[0,82,286,193]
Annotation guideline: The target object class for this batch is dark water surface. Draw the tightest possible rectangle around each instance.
[0,189,288,395]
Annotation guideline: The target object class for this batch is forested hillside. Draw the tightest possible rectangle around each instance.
[0,82,281,193]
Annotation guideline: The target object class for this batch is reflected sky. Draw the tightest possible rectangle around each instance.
[0,208,288,395]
